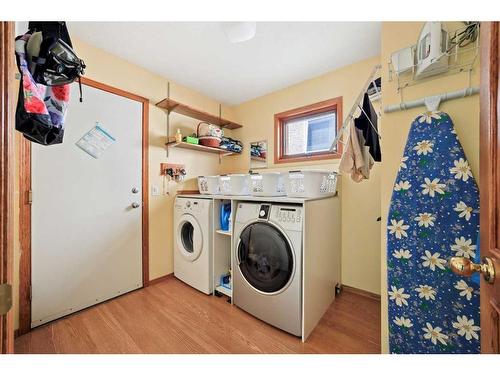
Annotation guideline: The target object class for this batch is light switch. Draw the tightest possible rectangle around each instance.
[151,185,160,196]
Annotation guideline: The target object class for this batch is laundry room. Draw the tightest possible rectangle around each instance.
[1,5,497,367]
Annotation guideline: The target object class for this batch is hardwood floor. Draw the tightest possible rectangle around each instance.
[15,278,381,354]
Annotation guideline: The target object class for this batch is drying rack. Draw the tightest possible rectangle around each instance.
[329,64,381,153]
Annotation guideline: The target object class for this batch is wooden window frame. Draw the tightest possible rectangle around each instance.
[274,97,343,164]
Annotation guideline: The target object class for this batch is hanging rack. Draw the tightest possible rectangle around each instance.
[383,86,479,113]
[329,64,381,153]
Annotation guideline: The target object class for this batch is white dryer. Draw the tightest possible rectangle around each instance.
[174,197,213,294]
[233,202,303,336]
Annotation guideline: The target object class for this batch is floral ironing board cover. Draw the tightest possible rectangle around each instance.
[387,111,480,354]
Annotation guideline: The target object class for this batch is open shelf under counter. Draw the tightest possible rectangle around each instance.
[214,285,232,298]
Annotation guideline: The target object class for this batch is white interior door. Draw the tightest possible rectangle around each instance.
[31,82,144,327]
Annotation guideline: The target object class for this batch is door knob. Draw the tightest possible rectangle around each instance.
[131,202,140,209]
[449,256,495,284]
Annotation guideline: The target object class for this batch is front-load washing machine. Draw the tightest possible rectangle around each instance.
[233,202,303,336]
[174,197,213,294]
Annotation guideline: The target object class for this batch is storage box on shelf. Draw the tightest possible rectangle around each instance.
[250,172,286,197]
[286,170,338,198]
[198,176,220,195]
[219,174,251,196]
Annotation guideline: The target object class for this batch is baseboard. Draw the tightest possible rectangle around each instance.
[148,273,174,285]
[342,285,381,301]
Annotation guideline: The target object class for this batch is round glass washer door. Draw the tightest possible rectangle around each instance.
[236,221,294,294]
[176,214,203,262]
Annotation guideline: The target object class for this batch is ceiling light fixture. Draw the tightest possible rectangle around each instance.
[221,22,256,43]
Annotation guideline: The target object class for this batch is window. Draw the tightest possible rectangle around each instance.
[274,97,342,163]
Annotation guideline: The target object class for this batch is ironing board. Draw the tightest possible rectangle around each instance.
[387,111,480,354]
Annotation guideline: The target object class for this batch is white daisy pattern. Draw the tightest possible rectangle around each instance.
[418,111,442,124]
[392,249,412,259]
[422,323,448,346]
[413,140,434,155]
[451,236,476,259]
[388,219,409,239]
[387,111,480,353]
[394,181,411,192]
[454,201,473,221]
[454,280,474,301]
[421,177,446,197]
[414,212,436,228]
[421,250,447,271]
[452,316,480,341]
[415,285,437,301]
[393,316,413,328]
[450,158,473,182]
[388,286,410,307]
[399,156,409,172]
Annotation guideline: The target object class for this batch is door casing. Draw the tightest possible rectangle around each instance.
[18,77,150,335]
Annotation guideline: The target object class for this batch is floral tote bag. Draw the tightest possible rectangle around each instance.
[387,111,480,354]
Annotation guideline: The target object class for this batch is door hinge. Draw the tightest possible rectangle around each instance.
[0,283,13,316]
[28,190,32,204]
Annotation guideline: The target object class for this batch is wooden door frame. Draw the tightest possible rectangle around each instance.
[18,76,150,335]
[0,21,15,354]
[479,21,500,354]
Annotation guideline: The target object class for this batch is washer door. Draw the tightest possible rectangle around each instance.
[237,221,294,294]
[176,214,203,262]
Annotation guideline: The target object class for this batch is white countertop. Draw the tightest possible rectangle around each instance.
[176,193,337,203]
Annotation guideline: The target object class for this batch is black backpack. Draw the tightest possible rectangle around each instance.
[26,21,86,88]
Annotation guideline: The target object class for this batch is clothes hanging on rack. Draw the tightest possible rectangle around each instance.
[355,93,381,162]
[339,119,374,182]
[386,111,480,354]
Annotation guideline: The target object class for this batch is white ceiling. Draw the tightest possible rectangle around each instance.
[68,22,381,105]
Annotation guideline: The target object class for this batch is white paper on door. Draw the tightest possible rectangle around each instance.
[76,124,116,159]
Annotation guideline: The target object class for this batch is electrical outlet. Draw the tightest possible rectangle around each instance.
[151,185,160,196]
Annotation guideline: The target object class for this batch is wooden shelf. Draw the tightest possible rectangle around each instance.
[165,141,239,157]
[215,229,231,236]
[251,156,267,162]
[156,98,243,130]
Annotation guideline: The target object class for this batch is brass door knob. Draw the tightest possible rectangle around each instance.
[449,256,495,284]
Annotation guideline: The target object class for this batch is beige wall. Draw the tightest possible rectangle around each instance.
[380,22,480,353]
[223,56,382,295]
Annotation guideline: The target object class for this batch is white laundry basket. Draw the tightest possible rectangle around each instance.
[250,172,286,196]
[197,175,220,195]
[286,170,338,198]
[219,174,250,196]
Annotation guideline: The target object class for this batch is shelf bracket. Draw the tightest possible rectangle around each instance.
[166,82,171,158]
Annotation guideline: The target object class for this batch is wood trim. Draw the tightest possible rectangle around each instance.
[142,100,149,287]
[148,273,174,286]
[80,77,149,103]
[342,285,381,301]
[177,190,200,195]
[479,21,500,354]
[0,21,15,354]
[18,77,150,334]
[274,97,343,164]
[18,137,31,335]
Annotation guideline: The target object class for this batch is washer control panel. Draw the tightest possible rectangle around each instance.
[272,205,302,231]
